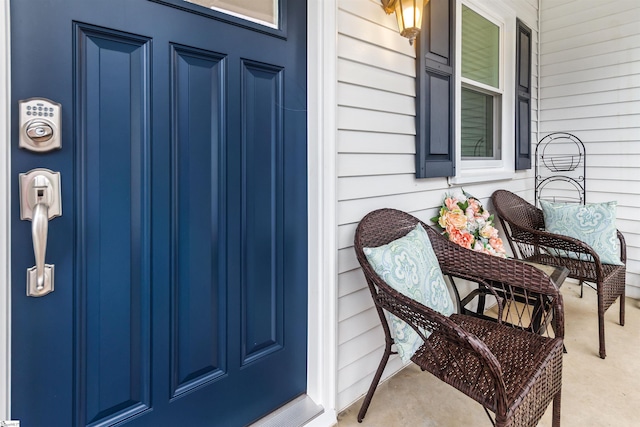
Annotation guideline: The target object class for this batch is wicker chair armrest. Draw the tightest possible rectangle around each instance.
[515,223,600,258]
[425,226,564,338]
[370,278,509,410]
[509,222,617,280]
[617,229,627,263]
[427,226,560,296]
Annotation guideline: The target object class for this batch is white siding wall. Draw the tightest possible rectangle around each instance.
[335,0,540,411]
[539,0,640,298]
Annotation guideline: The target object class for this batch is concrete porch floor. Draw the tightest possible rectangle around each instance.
[336,280,640,427]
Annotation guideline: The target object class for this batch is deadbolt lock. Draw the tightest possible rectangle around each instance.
[26,121,54,143]
[19,98,62,152]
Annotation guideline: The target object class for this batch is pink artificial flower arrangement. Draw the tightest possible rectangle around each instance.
[431,190,507,257]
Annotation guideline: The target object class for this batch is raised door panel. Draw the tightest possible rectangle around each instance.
[170,45,227,398]
[241,61,284,365]
[74,24,152,426]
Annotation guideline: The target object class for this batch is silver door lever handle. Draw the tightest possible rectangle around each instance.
[32,202,49,290]
[19,168,62,297]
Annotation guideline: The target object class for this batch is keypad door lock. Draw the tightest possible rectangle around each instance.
[19,97,62,152]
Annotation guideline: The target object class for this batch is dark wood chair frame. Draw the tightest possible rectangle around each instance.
[354,208,564,427]
[491,189,626,359]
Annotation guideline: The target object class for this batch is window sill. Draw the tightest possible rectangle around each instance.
[447,170,515,185]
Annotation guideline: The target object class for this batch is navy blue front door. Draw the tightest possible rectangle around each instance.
[10,1,307,426]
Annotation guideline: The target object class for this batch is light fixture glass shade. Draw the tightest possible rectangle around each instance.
[393,0,425,45]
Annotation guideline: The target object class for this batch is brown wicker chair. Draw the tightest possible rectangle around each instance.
[354,208,564,427]
[491,189,626,359]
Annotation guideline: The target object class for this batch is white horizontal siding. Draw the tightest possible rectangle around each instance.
[338,130,416,154]
[338,308,380,350]
[338,59,416,96]
[540,74,640,100]
[541,34,640,66]
[541,61,640,89]
[541,87,639,110]
[541,48,640,80]
[339,174,440,200]
[335,0,541,413]
[539,0,640,298]
[540,0,640,42]
[338,106,416,134]
[338,153,415,176]
[338,83,416,115]
[540,100,640,122]
[338,34,416,77]
[541,113,639,132]
[536,127,638,143]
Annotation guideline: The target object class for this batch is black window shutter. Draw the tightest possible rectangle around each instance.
[415,0,456,178]
[515,19,532,170]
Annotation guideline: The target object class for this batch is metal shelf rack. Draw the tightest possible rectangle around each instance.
[535,132,586,206]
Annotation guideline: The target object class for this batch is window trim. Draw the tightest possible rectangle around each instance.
[450,0,516,184]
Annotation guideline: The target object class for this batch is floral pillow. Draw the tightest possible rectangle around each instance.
[540,200,623,266]
[363,223,455,362]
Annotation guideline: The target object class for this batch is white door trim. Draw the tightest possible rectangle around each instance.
[0,0,11,420]
[0,0,338,424]
[305,0,338,424]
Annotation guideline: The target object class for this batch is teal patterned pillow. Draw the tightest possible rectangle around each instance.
[363,223,455,362]
[540,200,623,266]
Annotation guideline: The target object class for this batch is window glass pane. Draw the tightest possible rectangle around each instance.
[462,5,499,88]
[461,87,497,159]
[186,0,278,28]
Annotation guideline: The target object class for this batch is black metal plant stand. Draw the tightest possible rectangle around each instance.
[535,132,586,207]
[535,132,591,298]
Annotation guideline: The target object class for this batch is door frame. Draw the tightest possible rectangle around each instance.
[1,0,11,419]
[0,0,338,424]
[305,0,337,424]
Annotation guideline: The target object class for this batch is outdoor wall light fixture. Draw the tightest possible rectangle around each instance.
[381,0,428,45]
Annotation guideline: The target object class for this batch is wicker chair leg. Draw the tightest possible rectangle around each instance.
[620,291,625,326]
[552,390,561,427]
[580,280,584,298]
[357,343,392,422]
[597,293,606,359]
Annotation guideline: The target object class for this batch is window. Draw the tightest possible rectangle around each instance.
[461,5,501,161]
[456,1,514,181]
[185,0,278,28]
[415,0,530,181]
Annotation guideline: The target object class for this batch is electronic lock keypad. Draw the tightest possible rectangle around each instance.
[19,97,62,152]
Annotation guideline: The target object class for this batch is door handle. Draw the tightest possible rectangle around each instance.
[19,168,62,297]
[32,196,50,290]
